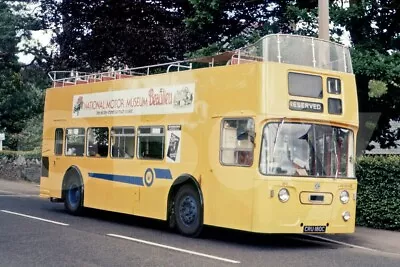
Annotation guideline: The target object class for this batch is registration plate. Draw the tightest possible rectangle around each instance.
[303,226,326,233]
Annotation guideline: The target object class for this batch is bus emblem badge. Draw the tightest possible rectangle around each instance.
[315,183,321,190]
[144,168,154,187]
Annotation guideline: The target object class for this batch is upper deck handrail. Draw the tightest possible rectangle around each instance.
[48,61,193,85]
[239,34,353,73]
[49,34,353,88]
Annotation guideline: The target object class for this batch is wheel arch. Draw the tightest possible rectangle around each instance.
[61,165,84,200]
[167,174,204,221]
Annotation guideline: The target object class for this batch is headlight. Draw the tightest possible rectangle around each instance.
[278,188,290,203]
[342,211,351,222]
[340,190,349,204]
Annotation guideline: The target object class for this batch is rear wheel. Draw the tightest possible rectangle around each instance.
[64,174,84,215]
[174,184,203,237]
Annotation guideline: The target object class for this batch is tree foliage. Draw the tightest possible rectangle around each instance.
[0,1,47,150]
[40,0,193,70]
[40,0,269,71]
[334,1,400,150]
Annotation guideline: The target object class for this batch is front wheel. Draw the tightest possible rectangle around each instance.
[174,185,203,237]
[64,176,84,215]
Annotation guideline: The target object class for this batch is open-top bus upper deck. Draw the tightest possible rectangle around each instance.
[48,34,353,87]
[46,34,357,131]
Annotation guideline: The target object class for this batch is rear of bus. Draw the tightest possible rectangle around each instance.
[247,35,358,234]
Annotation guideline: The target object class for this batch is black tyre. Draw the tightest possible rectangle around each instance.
[64,174,84,215]
[174,184,203,237]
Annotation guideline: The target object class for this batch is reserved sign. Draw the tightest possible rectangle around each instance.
[289,100,323,113]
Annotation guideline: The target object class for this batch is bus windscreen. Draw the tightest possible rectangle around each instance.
[260,122,354,178]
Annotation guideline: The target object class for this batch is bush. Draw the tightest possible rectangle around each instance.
[356,155,400,230]
[0,150,41,161]
[3,115,43,151]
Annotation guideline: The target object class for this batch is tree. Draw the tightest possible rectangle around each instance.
[332,0,400,151]
[40,0,192,70]
[0,1,47,150]
[184,0,267,46]
[39,0,271,71]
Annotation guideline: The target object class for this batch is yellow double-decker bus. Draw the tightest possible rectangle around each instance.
[40,34,358,236]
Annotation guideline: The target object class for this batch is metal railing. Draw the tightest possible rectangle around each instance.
[49,34,353,88]
[48,61,193,87]
[239,34,353,73]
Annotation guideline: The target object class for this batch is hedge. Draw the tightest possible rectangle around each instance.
[356,155,400,230]
[0,150,41,161]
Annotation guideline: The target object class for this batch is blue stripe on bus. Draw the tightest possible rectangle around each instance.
[154,168,172,179]
[88,173,144,186]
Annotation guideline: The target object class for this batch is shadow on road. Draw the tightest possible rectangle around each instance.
[47,205,339,251]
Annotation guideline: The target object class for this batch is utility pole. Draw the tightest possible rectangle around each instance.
[318,0,329,41]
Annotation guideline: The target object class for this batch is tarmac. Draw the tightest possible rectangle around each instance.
[1,179,399,256]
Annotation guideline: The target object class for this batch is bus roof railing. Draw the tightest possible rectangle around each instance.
[48,61,194,87]
[239,34,353,73]
[48,34,353,88]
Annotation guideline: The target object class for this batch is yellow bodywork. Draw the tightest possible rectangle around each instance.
[40,61,358,234]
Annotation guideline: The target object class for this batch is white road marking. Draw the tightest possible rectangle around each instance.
[107,234,241,264]
[305,234,400,257]
[0,210,69,226]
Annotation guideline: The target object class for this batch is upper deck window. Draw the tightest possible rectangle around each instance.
[288,72,323,99]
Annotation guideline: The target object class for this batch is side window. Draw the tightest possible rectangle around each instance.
[137,126,165,160]
[111,127,135,159]
[220,118,255,166]
[87,127,109,157]
[54,128,63,155]
[65,128,85,156]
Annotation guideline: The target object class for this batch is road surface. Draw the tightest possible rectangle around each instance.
[0,180,399,267]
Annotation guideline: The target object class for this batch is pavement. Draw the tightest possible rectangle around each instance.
[0,179,39,195]
[1,179,400,267]
[310,227,400,255]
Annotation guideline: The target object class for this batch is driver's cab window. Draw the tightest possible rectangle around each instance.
[220,118,255,166]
